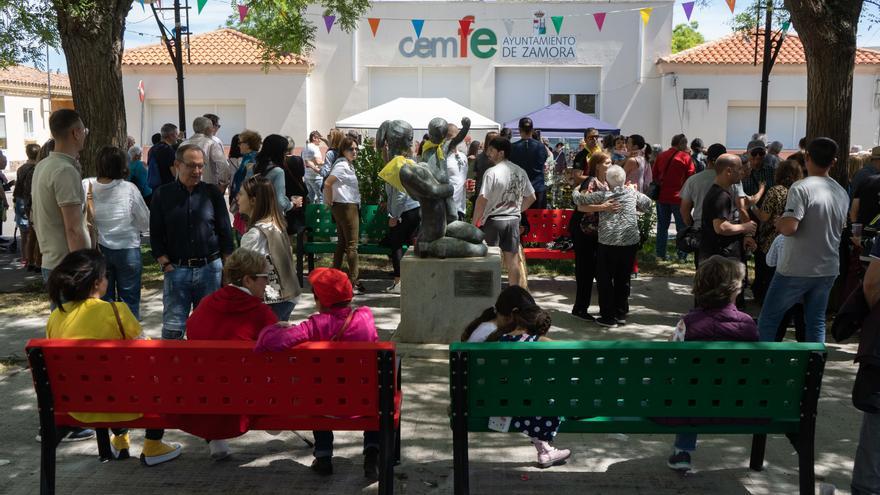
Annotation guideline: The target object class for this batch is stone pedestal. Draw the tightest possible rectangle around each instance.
[395,247,502,344]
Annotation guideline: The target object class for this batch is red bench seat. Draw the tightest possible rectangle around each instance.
[520,209,576,260]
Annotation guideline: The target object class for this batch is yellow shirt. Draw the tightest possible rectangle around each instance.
[46,298,143,422]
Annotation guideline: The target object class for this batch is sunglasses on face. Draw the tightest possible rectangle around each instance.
[750,149,766,157]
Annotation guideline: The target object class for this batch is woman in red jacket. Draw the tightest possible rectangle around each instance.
[185,248,278,459]
[652,134,695,262]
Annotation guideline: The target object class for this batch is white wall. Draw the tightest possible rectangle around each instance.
[658,67,880,150]
[122,67,309,147]
[0,94,51,162]
[308,0,673,143]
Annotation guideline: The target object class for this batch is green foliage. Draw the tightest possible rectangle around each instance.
[728,0,789,33]
[0,0,59,69]
[225,0,371,64]
[355,138,388,206]
[672,21,705,53]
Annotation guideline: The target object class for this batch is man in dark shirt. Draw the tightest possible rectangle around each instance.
[508,117,549,209]
[571,127,601,184]
[741,139,774,199]
[148,123,180,188]
[700,154,757,264]
[852,174,880,226]
[150,143,234,340]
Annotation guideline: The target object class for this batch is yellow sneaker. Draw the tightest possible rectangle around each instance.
[110,432,130,460]
[140,439,182,466]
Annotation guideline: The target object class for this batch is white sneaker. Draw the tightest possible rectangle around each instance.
[384,281,401,294]
[208,440,230,461]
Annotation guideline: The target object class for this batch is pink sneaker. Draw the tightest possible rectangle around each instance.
[532,439,571,468]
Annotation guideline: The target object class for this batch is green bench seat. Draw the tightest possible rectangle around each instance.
[297,204,407,285]
[449,341,826,495]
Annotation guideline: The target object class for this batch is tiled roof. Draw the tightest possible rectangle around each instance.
[122,28,311,67]
[0,65,71,94]
[659,30,880,65]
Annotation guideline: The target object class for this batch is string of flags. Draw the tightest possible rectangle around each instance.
[229,1,747,37]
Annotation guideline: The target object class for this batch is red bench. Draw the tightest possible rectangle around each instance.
[520,209,576,260]
[26,339,402,495]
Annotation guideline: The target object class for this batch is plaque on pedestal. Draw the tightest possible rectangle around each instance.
[395,246,502,343]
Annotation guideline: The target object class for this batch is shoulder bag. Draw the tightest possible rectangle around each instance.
[85,180,100,250]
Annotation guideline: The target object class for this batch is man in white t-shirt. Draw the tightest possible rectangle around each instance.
[757,137,849,343]
[445,124,469,220]
[472,137,536,287]
[302,131,324,203]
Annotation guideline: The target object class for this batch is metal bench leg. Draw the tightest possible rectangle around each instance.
[307,253,315,272]
[29,348,58,495]
[749,434,766,471]
[378,350,395,495]
[96,429,113,462]
[797,351,825,495]
[452,352,470,495]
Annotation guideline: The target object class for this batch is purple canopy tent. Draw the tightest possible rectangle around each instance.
[503,102,620,138]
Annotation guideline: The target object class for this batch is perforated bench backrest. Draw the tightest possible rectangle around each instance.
[305,204,336,241]
[28,340,394,417]
[521,209,573,244]
[451,341,825,420]
[360,205,388,244]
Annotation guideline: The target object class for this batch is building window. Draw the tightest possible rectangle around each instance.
[548,93,597,115]
[683,88,709,100]
[0,97,6,150]
[23,108,35,138]
[549,94,569,106]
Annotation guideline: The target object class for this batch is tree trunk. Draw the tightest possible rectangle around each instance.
[53,1,132,177]
[784,0,863,187]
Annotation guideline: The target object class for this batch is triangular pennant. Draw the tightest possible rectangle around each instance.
[640,7,653,26]
[323,15,336,33]
[782,20,791,32]
[368,18,381,37]
[726,0,736,13]
[551,16,564,35]
[682,1,694,21]
[238,4,248,23]
[503,18,514,36]
[593,12,606,32]
[139,0,144,11]
[197,0,207,14]
[411,19,424,38]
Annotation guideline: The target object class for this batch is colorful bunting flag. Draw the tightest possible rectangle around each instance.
[551,16,564,35]
[782,20,791,32]
[238,4,248,23]
[411,19,424,38]
[640,7,652,26]
[368,18,381,37]
[593,12,606,32]
[682,1,694,21]
[323,15,336,33]
[138,0,144,11]
[196,0,207,14]
[503,18,514,36]
[726,0,736,13]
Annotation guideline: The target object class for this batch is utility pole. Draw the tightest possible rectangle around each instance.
[755,0,788,135]
[150,0,190,137]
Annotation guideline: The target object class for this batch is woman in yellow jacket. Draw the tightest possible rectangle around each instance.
[47,249,182,466]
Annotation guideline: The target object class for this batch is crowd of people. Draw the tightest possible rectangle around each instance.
[4,106,878,493]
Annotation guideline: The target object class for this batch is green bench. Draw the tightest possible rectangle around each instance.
[449,341,827,495]
[297,204,405,285]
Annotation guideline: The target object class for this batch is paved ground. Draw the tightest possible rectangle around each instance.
[0,252,861,494]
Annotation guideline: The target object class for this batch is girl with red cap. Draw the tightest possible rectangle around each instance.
[255,267,380,479]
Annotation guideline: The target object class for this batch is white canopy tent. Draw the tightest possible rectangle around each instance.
[335,97,500,131]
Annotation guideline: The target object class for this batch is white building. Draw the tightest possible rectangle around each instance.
[657,30,880,150]
[122,0,674,145]
[0,66,72,163]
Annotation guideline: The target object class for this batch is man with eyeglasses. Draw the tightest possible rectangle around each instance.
[572,127,603,184]
[150,143,234,340]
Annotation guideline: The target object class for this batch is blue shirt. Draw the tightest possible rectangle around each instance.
[509,138,548,193]
[128,159,152,198]
[149,180,234,262]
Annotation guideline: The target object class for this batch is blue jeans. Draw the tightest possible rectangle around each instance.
[656,202,687,260]
[100,246,143,320]
[269,300,296,321]
[674,433,697,452]
[161,259,222,339]
[313,430,380,458]
[852,411,880,494]
[757,273,837,343]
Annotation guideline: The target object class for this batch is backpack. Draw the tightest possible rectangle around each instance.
[147,147,161,189]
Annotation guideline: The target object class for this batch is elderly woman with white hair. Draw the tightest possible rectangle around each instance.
[127,144,152,204]
[578,164,652,327]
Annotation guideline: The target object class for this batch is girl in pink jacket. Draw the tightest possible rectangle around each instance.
[255,267,380,479]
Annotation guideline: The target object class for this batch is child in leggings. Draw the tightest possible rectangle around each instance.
[46,249,182,466]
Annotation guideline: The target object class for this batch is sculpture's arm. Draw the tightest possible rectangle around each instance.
[445,117,471,155]
[400,163,453,199]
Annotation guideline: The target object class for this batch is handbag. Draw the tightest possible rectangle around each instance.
[675,225,701,254]
[85,181,99,250]
[646,181,661,201]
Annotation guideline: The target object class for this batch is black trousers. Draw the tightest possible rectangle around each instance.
[385,207,420,277]
[752,249,772,304]
[597,243,638,320]
[571,224,598,313]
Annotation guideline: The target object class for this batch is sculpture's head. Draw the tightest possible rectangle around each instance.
[427,117,448,144]
[377,119,414,162]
